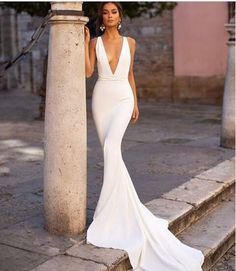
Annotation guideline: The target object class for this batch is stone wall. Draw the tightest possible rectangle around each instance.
[125,9,174,102]
[172,75,225,105]
[0,7,49,94]
[0,8,18,90]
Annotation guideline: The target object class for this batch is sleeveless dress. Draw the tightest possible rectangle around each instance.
[86,35,205,271]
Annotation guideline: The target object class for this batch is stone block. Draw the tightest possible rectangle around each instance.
[30,255,107,271]
[161,177,224,206]
[195,159,235,184]
[0,215,85,257]
[144,197,192,222]
[66,242,128,268]
[0,243,50,271]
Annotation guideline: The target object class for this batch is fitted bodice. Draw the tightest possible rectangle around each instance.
[96,36,131,81]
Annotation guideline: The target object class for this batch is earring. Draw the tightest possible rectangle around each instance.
[117,21,122,30]
[100,23,105,31]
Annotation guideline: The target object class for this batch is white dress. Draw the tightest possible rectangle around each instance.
[86,35,205,271]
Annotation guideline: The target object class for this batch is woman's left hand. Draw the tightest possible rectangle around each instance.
[131,103,139,124]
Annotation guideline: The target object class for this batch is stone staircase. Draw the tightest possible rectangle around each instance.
[146,157,235,271]
[30,157,235,271]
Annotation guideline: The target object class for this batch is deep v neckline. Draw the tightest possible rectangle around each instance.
[100,36,125,76]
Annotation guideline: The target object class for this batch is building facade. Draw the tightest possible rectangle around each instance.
[0,2,233,105]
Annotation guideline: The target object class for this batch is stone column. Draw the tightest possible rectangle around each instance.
[43,1,89,235]
[220,16,235,149]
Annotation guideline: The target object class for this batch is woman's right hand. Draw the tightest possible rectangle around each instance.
[84,25,90,45]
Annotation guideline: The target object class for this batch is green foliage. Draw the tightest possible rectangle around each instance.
[83,2,177,19]
[0,2,177,37]
[0,2,50,17]
[0,1,177,18]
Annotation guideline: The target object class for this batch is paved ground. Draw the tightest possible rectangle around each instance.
[0,88,235,271]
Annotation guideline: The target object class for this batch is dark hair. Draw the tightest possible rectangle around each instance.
[95,2,123,36]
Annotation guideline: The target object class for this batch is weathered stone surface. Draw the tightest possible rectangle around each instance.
[145,161,235,236]
[0,166,10,176]
[0,243,50,271]
[144,197,192,222]
[30,255,107,271]
[229,156,235,162]
[0,181,43,229]
[0,215,85,257]
[161,177,224,206]
[178,194,235,247]
[211,244,235,271]
[195,159,235,184]
[173,75,225,105]
[43,2,89,235]
[66,243,128,268]
[178,194,235,269]
[0,7,49,94]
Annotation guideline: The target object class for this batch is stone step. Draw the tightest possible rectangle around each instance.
[58,192,234,271]
[177,192,235,271]
[61,158,235,271]
[27,157,235,271]
[145,157,235,235]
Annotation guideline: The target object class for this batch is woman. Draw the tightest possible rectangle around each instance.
[84,2,204,271]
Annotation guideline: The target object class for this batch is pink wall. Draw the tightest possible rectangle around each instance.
[173,2,229,76]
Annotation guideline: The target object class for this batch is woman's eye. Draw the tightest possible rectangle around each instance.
[103,11,117,15]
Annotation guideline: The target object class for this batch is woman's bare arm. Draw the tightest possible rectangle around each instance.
[85,37,97,78]
[128,37,138,106]
[127,37,139,123]
[85,38,96,78]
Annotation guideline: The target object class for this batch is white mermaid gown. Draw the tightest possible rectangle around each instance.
[86,35,205,271]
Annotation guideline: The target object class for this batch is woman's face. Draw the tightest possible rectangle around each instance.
[102,3,121,28]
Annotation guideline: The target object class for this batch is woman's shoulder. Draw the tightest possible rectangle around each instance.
[126,36,135,41]
[126,36,136,45]
[126,36,136,49]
